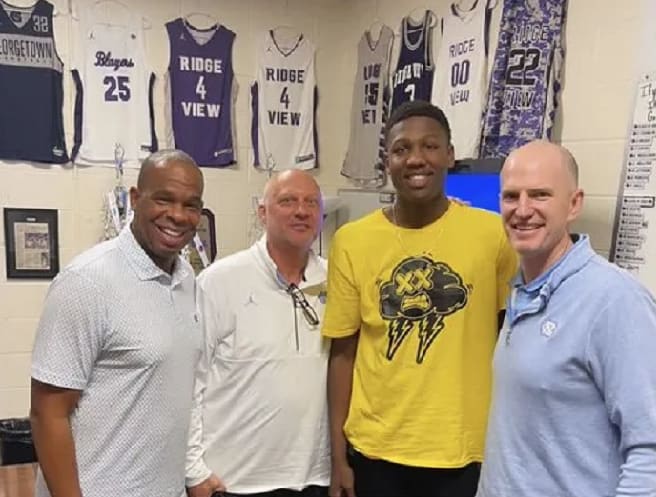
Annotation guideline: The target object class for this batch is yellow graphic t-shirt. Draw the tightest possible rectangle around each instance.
[322,203,517,468]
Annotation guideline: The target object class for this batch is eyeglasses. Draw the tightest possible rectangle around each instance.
[287,283,320,326]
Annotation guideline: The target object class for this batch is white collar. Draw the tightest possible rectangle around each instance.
[252,235,324,289]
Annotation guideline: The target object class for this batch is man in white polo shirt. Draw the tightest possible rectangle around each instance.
[30,149,205,497]
[185,170,330,497]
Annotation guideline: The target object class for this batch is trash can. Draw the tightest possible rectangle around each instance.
[0,418,37,465]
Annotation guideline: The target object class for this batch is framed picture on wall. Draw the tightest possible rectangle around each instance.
[188,208,217,275]
[3,208,60,279]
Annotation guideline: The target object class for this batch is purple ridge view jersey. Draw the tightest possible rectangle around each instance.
[390,10,435,112]
[166,18,235,167]
[480,0,566,158]
[0,0,68,163]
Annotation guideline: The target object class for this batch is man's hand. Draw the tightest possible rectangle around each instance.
[186,474,226,497]
[329,460,356,497]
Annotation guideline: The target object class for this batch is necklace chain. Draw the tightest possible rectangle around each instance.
[389,202,447,258]
[391,203,416,257]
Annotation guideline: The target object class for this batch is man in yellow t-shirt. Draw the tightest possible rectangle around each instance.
[323,100,517,497]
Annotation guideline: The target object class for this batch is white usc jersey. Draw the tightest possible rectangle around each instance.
[72,11,155,167]
[251,30,317,171]
[432,0,491,159]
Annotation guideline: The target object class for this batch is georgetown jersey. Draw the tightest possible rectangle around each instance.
[391,10,435,111]
[432,0,491,159]
[165,18,235,167]
[72,11,156,167]
[251,30,317,171]
[342,25,394,186]
[0,0,67,163]
[480,0,566,158]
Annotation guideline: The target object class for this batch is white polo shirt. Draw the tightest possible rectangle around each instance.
[186,237,330,493]
[32,226,201,497]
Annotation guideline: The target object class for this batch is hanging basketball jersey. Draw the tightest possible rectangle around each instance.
[390,10,435,112]
[71,8,156,167]
[0,0,68,163]
[432,0,491,160]
[251,29,317,171]
[480,0,566,158]
[342,25,394,187]
[165,18,235,167]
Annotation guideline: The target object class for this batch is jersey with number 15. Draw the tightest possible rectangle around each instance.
[71,11,156,167]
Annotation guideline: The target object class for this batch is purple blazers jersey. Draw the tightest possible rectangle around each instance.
[165,18,235,167]
[0,0,68,163]
[480,0,566,158]
[391,10,435,112]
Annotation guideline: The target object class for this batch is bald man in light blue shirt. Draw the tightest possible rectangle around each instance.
[477,140,656,497]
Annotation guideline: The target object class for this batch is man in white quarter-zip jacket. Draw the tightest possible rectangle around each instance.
[186,170,330,497]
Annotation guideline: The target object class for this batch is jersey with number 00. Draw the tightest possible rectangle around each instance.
[432,0,491,160]
[72,13,156,167]
[391,10,435,111]
[166,18,235,167]
[342,25,394,186]
[480,0,566,158]
[251,30,317,171]
[0,0,68,163]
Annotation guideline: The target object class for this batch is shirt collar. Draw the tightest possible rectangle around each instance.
[508,234,595,323]
[117,225,191,285]
[253,235,324,289]
[512,234,591,293]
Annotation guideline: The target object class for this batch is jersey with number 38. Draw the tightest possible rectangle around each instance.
[72,11,156,167]
[251,30,317,171]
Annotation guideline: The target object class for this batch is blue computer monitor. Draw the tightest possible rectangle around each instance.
[444,172,501,213]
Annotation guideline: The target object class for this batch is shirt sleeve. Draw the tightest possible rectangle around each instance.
[496,227,518,311]
[185,275,219,486]
[587,281,656,496]
[31,270,105,390]
[321,227,361,338]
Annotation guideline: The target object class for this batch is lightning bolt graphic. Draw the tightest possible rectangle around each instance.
[416,313,444,364]
[386,318,413,360]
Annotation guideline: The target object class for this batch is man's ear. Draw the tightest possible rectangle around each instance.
[129,186,140,208]
[447,143,456,169]
[568,188,585,222]
[257,203,266,224]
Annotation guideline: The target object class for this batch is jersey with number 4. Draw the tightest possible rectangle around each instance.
[251,30,317,171]
[72,13,156,167]
[165,18,235,167]
[432,0,491,160]
[480,0,565,158]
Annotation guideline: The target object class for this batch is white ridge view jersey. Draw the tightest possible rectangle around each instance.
[72,11,156,167]
[342,25,394,187]
[251,30,317,171]
[432,0,491,159]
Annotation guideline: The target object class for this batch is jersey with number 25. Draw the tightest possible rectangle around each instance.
[72,12,156,167]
